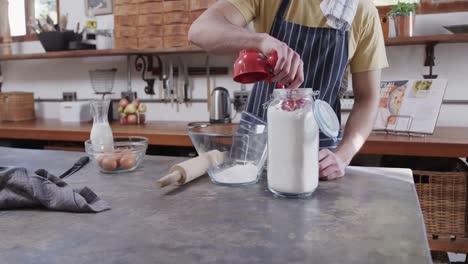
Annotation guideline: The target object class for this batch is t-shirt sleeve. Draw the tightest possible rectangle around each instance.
[226,0,260,24]
[350,11,389,73]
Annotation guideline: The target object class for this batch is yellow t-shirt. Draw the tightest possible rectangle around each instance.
[227,0,388,73]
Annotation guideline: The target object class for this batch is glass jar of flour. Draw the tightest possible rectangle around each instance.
[267,88,339,198]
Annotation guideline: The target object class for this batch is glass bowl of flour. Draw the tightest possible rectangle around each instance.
[187,123,267,186]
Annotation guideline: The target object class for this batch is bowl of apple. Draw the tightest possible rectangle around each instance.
[118,98,147,125]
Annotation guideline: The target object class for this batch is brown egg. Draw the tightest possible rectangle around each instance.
[101,157,118,171]
[112,152,123,167]
[119,154,136,170]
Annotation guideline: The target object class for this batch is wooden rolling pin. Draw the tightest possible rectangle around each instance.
[156,150,226,188]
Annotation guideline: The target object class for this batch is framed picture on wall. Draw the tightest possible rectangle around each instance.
[85,0,113,16]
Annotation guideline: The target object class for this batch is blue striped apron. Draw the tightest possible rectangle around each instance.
[241,0,349,149]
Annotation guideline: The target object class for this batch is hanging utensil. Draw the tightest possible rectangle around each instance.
[168,58,175,107]
[156,77,162,100]
[176,57,186,109]
[162,57,169,103]
[158,76,163,100]
[189,69,194,106]
[153,56,164,100]
[181,57,190,106]
[174,59,180,112]
[177,60,183,107]
[158,56,169,102]
[205,55,210,112]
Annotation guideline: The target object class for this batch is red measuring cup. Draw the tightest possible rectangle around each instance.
[234,48,300,110]
[233,49,279,84]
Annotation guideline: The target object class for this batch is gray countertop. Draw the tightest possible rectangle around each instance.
[0,147,431,264]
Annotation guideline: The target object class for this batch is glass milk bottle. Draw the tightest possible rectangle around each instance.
[267,88,339,198]
[90,99,114,151]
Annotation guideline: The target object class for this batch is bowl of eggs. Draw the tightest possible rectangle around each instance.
[85,136,148,173]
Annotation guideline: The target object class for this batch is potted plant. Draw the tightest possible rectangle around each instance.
[388,2,418,37]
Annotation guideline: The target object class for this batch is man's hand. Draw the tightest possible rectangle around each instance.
[319,149,347,180]
[259,34,304,89]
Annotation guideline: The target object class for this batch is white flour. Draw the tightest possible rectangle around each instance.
[212,163,259,184]
[267,107,319,195]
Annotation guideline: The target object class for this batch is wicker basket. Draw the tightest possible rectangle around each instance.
[382,156,468,238]
[414,169,467,237]
[0,92,35,122]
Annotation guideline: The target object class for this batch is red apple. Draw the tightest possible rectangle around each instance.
[120,116,128,125]
[119,98,129,108]
[127,114,138,124]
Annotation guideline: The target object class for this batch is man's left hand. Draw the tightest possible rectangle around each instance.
[319,149,347,180]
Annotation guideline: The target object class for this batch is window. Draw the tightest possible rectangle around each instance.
[0,0,58,40]
[9,0,27,36]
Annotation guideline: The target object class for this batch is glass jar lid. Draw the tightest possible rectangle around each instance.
[314,99,340,138]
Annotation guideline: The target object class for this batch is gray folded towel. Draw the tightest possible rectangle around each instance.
[0,166,110,213]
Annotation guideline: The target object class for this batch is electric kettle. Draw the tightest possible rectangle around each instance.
[209,87,232,124]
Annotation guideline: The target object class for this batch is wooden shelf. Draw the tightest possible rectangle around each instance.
[1,34,467,61]
[385,33,468,46]
[0,46,204,61]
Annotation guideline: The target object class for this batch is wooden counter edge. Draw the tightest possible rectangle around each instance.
[429,237,468,253]
[360,141,468,158]
[1,120,468,157]
[0,125,193,147]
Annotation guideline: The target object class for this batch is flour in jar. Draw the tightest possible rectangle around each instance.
[212,163,259,184]
[267,106,319,195]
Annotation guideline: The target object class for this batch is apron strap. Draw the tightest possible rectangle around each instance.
[270,0,291,35]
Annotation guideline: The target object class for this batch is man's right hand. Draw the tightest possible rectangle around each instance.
[259,34,304,89]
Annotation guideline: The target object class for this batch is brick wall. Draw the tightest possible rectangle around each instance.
[114,0,216,49]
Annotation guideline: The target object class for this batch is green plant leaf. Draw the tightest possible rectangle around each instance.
[388,2,418,17]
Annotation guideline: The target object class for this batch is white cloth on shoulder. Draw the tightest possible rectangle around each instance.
[320,0,359,31]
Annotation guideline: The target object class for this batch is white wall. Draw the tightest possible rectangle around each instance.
[1,1,468,126]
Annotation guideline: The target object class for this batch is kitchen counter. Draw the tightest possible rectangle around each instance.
[1,119,468,157]
[0,147,431,264]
